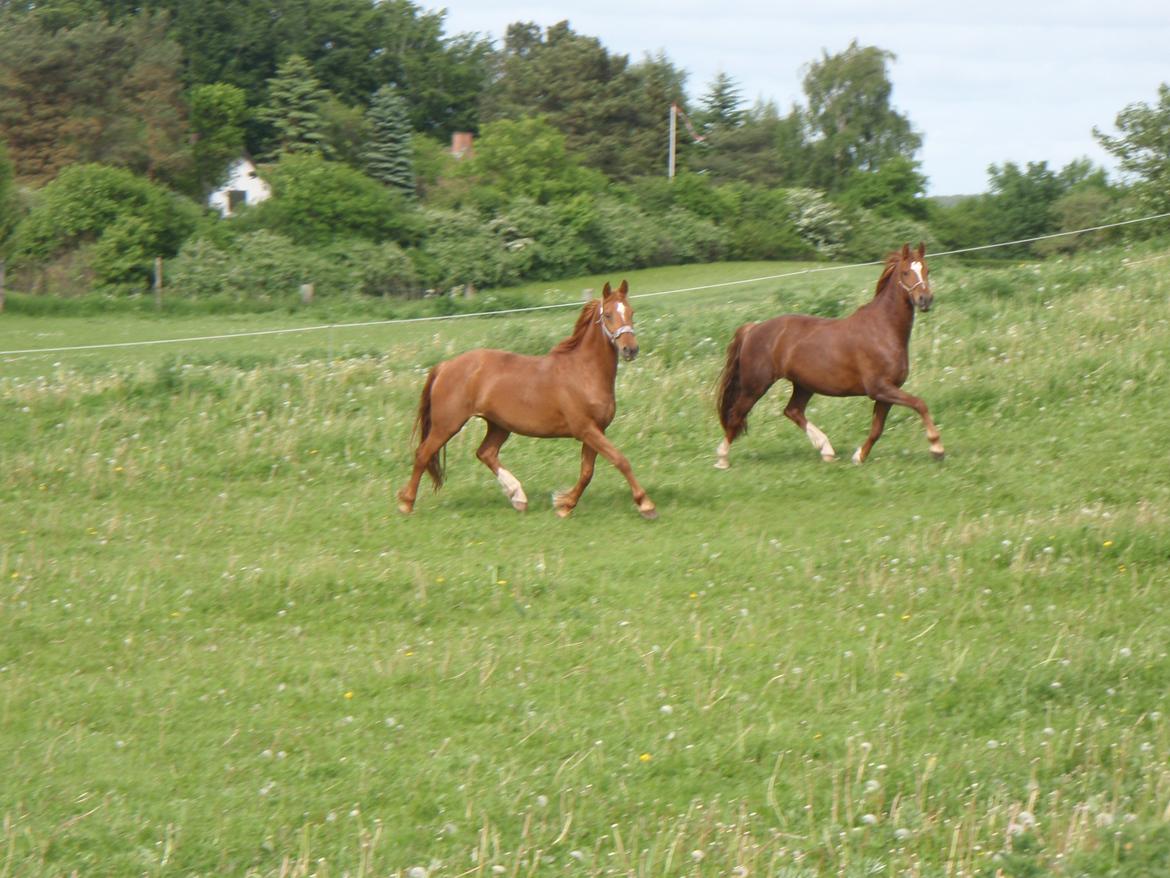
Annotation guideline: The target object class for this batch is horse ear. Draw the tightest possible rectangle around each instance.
[900,243,911,260]
[601,282,612,299]
[618,279,628,296]
[916,241,926,259]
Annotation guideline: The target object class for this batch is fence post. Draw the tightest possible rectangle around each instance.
[0,258,6,313]
[153,256,163,309]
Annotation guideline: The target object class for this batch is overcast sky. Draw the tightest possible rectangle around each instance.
[438,1,1167,195]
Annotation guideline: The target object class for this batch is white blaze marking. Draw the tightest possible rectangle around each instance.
[910,261,924,286]
[496,468,527,507]
[615,302,627,321]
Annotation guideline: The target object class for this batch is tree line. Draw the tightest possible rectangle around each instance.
[0,0,1167,302]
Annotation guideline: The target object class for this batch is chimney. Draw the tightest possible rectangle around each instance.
[451,131,474,159]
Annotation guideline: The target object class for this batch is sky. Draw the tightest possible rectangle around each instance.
[437,1,1168,195]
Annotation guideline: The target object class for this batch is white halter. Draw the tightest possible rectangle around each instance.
[599,304,635,344]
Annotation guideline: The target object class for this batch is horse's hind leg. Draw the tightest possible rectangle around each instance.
[852,401,891,464]
[716,380,771,469]
[476,422,527,511]
[784,385,837,461]
[553,444,598,519]
[397,396,469,514]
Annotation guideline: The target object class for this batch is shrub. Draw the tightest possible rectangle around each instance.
[243,154,423,247]
[7,163,200,289]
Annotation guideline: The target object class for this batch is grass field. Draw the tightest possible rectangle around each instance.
[2,246,1169,877]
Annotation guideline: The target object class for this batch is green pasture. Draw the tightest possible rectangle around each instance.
[2,247,1169,877]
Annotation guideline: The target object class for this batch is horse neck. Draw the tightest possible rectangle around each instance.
[867,272,916,344]
[567,318,619,385]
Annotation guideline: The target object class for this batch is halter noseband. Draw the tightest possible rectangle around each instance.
[598,304,635,344]
[899,261,928,294]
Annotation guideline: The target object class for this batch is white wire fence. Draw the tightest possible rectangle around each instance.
[2,211,1168,358]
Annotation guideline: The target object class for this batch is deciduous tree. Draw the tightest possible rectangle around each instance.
[1094,83,1170,213]
[798,40,921,193]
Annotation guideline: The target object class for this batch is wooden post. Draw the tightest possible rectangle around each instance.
[0,259,6,313]
[153,256,163,309]
[300,283,315,304]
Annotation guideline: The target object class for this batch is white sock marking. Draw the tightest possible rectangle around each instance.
[805,423,836,459]
[496,468,527,508]
[714,438,730,469]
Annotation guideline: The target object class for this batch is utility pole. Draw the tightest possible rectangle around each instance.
[668,103,678,179]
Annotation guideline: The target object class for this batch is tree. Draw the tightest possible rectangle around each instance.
[696,100,809,187]
[461,116,606,207]
[698,71,746,133]
[0,12,191,186]
[189,82,248,196]
[837,155,929,219]
[798,41,921,192]
[6,163,200,287]
[363,85,415,197]
[483,20,678,180]
[1094,83,1170,213]
[244,154,421,246]
[257,54,331,158]
[0,140,18,248]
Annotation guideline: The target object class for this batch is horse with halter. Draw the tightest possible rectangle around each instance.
[397,280,658,519]
[714,243,944,468]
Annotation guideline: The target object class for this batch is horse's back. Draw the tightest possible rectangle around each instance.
[430,347,577,437]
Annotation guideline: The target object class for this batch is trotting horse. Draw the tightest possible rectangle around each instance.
[397,280,658,519]
[714,243,944,468]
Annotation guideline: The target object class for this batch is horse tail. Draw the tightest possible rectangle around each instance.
[716,322,755,439]
[413,366,446,489]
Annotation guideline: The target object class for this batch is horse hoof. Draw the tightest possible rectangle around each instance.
[931,449,946,461]
[714,458,730,470]
[640,507,659,520]
[555,506,573,519]
[512,500,527,512]
[851,449,865,465]
[397,501,413,515]
[821,453,837,462]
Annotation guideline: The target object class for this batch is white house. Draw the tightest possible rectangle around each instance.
[208,157,272,217]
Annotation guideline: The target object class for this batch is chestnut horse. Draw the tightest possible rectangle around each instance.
[397,281,657,519]
[715,243,944,468]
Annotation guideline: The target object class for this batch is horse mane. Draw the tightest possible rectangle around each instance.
[550,299,600,354]
[873,251,904,297]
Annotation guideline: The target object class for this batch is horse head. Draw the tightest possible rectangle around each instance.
[600,280,639,361]
[897,242,933,312]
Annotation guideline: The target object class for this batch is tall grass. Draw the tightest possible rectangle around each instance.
[1,245,1168,876]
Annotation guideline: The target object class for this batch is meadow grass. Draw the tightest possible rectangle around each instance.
[1,246,1169,877]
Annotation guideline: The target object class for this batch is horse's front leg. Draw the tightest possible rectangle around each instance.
[579,426,657,520]
[553,444,598,519]
[868,383,944,460]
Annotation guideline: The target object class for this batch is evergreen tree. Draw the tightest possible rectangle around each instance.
[0,13,190,186]
[698,71,746,133]
[258,54,331,159]
[363,85,415,197]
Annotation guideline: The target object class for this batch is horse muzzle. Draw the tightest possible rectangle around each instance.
[914,292,934,312]
[619,341,639,362]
